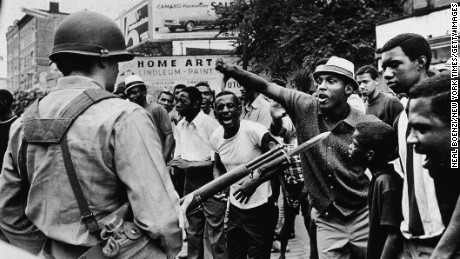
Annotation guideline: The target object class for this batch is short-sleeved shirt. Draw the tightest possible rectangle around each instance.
[279,87,378,216]
[241,94,272,128]
[210,120,272,209]
[367,165,403,259]
[366,92,403,126]
[144,102,173,146]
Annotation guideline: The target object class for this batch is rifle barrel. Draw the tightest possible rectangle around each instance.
[180,131,330,214]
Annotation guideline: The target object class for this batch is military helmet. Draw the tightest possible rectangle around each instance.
[50,11,133,62]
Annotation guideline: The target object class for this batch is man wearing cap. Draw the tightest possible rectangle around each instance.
[125,75,174,162]
[0,11,182,258]
[216,56,378,259]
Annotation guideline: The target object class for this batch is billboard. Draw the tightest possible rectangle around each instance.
[118,0,236,47]
[117,55,243,96]
[119,1,151,48]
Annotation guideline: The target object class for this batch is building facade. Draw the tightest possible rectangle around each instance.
[6,2,67,92]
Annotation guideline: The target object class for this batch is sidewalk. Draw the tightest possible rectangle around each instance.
[271,215,311,259]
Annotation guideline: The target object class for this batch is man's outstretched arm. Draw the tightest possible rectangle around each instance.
[215,59,283,103]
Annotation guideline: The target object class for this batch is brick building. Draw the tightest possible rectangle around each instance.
[6,2,67,92]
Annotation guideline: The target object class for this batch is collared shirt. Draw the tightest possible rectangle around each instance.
[174,110,219,161]
[0,76,182,258]
[241,94,272,128]
[279,87,377,216]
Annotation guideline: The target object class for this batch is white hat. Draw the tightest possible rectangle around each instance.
[312,56,359,90]
[124,75,146,94]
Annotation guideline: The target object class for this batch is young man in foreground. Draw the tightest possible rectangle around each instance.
[349,121,403,259]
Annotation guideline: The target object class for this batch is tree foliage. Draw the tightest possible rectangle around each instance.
[215,0,404,91]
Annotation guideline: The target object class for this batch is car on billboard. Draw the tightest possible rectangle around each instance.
[163,6,218,32]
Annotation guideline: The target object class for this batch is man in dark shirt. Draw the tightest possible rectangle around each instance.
[217,56,378,259]
[0,89,18,172]
[349,121,402,259]
[356,65,403,126]
[125,75,174,161]
[407,73,460,258]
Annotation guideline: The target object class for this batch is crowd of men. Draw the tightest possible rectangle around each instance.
[0,10,457,259]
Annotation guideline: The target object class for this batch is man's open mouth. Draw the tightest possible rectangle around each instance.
[318,93,328,103]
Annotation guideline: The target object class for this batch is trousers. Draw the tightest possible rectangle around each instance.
[186,197,228,259]
[311,206,369,259]
[227,201,278,259]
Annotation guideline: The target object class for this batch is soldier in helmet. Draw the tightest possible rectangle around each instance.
[0,11,182,258]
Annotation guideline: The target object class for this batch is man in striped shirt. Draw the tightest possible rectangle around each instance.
[407,73,460,257]
[381,33,444,258]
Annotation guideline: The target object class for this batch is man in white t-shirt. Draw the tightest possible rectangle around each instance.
[210,91,279,259]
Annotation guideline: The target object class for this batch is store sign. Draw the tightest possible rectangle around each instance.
[117,55,242,96]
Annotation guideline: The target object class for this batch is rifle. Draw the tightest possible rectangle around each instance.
[180,131,330,215]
